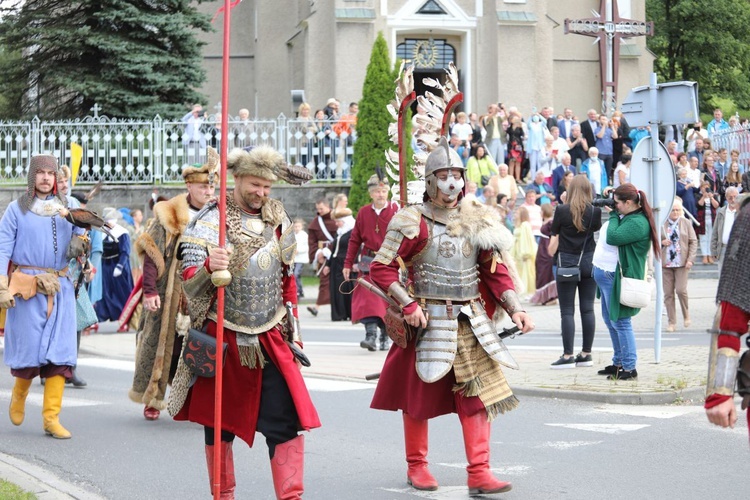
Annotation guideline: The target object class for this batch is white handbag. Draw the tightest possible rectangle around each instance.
[618,267,650,309]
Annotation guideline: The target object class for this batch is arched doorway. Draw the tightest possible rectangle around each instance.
[396,38,463,113]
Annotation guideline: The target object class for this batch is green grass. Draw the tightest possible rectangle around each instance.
[301,276,320,287]
[0,480,36,500]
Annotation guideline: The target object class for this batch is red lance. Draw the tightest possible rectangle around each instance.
[398,91,416,207]
[212,1,234,498]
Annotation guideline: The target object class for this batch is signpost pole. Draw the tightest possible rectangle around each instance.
[648,72,664,363]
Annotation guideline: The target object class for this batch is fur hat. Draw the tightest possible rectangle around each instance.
[367,173,389,191]
[182,146,219,186]
[227,145,283,181]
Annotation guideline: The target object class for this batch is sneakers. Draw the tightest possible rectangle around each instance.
[684,318,692,328]
[597,365,620,376]
[607,368,638,381]
[666,324,676,332]
[574,353,593,367]
[550,355,576,369]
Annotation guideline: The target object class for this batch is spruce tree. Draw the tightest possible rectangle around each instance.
[0,0,213,120]
[349,32,394,213]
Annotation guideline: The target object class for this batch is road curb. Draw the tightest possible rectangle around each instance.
[511,386,705,405]
[0,451,105,500]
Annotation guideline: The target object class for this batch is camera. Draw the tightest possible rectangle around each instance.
[592,196,616,208]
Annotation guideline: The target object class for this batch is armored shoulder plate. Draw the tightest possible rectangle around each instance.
[374,205,423,266]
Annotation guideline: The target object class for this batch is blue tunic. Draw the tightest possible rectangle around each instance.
[0,199,83,369]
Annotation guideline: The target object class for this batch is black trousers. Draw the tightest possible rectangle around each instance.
[204,345,300,459]
[556,252,597,355]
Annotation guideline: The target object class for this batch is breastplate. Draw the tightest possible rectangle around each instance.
[411,218,480,301]
[208,214,287,335]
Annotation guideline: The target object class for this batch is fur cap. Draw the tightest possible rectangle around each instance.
[182,146,219,186]
[227,145,283,181]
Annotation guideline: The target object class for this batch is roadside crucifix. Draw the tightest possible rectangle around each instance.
[564,0,654,116]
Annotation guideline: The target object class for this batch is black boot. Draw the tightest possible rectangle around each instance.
[379,327,391,351]
[69,368,87,388]
[360,323,377,352]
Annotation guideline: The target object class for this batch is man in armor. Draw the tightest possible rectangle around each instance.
[369,138,535,494]
[169,146,320,499]
[1,154,86,439]
[705,194,750,441]
[343,173,399,351]
[128,148,218,421]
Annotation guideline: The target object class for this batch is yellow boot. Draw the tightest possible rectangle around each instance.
[9,377,32,426]
[42,375,71,439]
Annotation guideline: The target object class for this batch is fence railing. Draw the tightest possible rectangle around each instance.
[708,124,750,172]
[0,113,356,184]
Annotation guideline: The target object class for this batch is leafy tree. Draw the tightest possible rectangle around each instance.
[646,0,750,110]
[0,0,214,120]
[349,32,394,213]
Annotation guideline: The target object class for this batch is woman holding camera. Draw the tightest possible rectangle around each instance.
[549,175,602,369]
[593,183,660,380]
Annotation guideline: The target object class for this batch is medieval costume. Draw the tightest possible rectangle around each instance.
[94,208,134,323]
[705,195,750,442]
[1,154,86,439]
[344,174,399,351]
[530,219,557,305]
[324,208,355,321]
[168,146,319,499]
[370,138,533,495]
[306,205,337,313]
[129,150,219,420]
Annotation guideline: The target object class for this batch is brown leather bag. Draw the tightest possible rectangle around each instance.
[383,305,416,349]
[8,269,38,300]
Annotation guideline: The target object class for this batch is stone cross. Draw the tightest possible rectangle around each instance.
[564,0,654,116]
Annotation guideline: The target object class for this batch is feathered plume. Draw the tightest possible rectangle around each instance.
[277,162,314,185]
[84,181,103,202]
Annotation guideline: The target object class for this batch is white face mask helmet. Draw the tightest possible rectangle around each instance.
[424,136,466,201]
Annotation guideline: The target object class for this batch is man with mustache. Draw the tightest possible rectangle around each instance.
[170,146,320,499]
[1,155,86,439]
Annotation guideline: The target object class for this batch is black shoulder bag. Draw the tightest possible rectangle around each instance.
[555,207,594,283]
[183,328,229,386]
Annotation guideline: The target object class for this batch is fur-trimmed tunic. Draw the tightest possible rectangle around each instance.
[128,194,192,410]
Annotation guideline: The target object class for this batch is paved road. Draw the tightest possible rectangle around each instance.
[0,360,746,499]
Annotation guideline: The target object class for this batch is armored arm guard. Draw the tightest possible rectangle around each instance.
[706,330,741,399]
[388,281,415,309]
[499,290,525,316]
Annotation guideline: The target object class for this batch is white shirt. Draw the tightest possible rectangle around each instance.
[588,159,602,195]
[722,208,736,245]
[295,230,310,264]
[592,221,619,272]
[687,167,702,189]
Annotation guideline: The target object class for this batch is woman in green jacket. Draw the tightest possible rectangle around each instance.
[593,183,660,380]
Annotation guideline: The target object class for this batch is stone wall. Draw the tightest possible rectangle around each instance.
[0,184,351,223]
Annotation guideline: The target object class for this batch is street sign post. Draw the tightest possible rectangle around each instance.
[621,74,698,363]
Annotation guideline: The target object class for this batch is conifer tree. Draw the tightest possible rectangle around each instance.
[0,0,213,119]
[349,32,394,213]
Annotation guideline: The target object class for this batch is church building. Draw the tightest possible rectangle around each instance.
[196,0,653,119]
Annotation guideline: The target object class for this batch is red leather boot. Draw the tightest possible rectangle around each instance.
[459,410,512,495]
[270,434,305,499]
[204,441,236,499]
[402,412,438,491]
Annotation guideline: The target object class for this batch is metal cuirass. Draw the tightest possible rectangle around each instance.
[207,212,295,335]
[411,217,480,302]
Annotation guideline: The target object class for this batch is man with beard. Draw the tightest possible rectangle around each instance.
[1,155,86,439]
[128,148,218,421]
[169,146,320,499]
[369,138,535,494]
[343,174,399,351]
[306,198,337,316]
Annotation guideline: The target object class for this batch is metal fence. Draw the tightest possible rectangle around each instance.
[0,113,356,184]
[708,124,750,171]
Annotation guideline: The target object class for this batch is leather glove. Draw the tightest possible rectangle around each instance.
[0,275,15,309]
[66,235,90,261]
[113,266,123,278]
[35,273,61,296]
